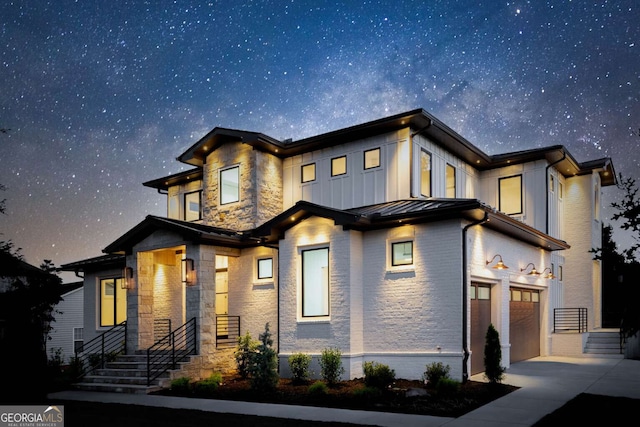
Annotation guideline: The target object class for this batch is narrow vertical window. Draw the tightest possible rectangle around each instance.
[594,183,600,220]
[391,241,413,266]
[184,191,201,221]
[364,148,380,169]
[421,150,431,197]
[549,175,555,193]
[331,156,347,176]
[168,194,179,219]
[302,247,329,317]
[100,278,127,327]
[301,163,316,183]
[220,166,240,204]
[499,175,523,215]
[73,327,84,353]
[257,258,273,280]
[446,164,456,198]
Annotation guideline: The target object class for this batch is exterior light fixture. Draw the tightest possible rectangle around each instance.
[122,266,134,289]
[541,268,556,279]
[520,263,540,276]
[486,254,509,270]
[182,258,195,285]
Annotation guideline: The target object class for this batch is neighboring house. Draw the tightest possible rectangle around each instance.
[47,281,84,363]
[60,108,617,384]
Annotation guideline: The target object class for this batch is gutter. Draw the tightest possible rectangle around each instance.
[461,212,489,383]
[545,152,566,234]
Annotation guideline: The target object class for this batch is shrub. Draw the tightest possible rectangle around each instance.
[352,386,382,399]
[170,377,191,395]
[363,361,396,389]
[234,331,258,379]
[422,362,451,387]
[319,347,344,386]
[249,323,279,392]
[288,353,312,384]
[436,378,461,397]
[308,381,328,395]
[194,372,223,395]
[484,323,505,384]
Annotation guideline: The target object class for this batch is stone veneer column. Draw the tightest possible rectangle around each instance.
[185,244,216,362]
[136,251,155,350]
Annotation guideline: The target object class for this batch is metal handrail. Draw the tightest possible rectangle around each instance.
[147,317,197,386]
[74,321,126,378]
[216,315,240,348]
[554,308,588,333]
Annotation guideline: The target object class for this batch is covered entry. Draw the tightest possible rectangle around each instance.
[470,282,492,375]
[509,287,540,363]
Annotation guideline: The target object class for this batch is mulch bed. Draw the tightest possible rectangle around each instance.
[154,376,519,418]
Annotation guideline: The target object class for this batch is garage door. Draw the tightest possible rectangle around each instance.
[470,283,491,375]
[510,288,540,363]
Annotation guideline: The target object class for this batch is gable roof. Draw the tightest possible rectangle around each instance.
[253,199,570,251]
[173,108,616,186]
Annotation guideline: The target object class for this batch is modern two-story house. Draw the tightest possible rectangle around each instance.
[61,108,617,388]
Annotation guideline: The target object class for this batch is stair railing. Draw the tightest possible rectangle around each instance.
[147,317,197,386]
[74,321,127,378]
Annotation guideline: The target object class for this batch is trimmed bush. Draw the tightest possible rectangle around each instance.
[170,377,191,394]
[484,323,505,384]
[234,331,258,379]
[249,323,279,392]
[319,347,344,386]
[422,362,451,387]
[194,372,223,395]
[363,361,396,389]
[308,381,328,395]
[436,378,460,397]
[352,385,382,399]
[288,353,312,384]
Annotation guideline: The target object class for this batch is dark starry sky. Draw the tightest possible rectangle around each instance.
[0,1,638,282]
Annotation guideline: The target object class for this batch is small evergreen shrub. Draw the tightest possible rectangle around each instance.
[363,361,396,389]
[234,331,258,379]
[170,377,191,395]
[422,362,451,387]
[288,352,312,384]
[319,347,344,386]
[194,372,223,395]
[308,381,328,395]
[484,323,505,384]
[352,386,382,399]
[249,323,279,392]
[435,378,461,397]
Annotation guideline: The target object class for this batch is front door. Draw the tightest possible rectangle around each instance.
[215,256,229,337]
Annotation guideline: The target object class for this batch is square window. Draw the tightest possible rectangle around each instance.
[257,258,273,280]
[499,175,523,215]
[511,289,522,301]
[302,247,329,317]
[331,156,347,176]
[391,241,413,266]
[477,286,490,300]
[184,191,201,221]
[220,166,240,204]
[421,150,431,197]
[532,292,539,303]
[364,148,380,169]
[301,163,316,183]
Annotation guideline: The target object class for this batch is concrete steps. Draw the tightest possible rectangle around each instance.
[584,330,624,358]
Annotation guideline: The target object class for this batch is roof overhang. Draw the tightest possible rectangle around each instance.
[59,254,125,273]
[143,168,203,191]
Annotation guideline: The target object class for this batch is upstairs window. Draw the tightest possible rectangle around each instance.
[331,156,347,176]
[220,166,240,204]
[100,278,127,327]
[364,148,380,169]
[421,150,432,197]
[301,163,316,183]
[184,191,201,221]
[499,175,523,215]
[446,164,456,198]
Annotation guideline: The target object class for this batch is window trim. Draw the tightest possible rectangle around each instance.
[390,240,414,267]
[420,149,432,197]
[498,174,523,215]
[331,155,347,177]
[301,246,330,318]
[364,148,381,170]
[184,190,202,221]
[220,165,240,205]
[301,163,316,183]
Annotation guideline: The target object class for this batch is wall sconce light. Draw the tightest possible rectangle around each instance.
[182,258,195,285]
[520,263,540,276]
[486,254,509,270]
[122,266,134,289]
[541,268,556,279]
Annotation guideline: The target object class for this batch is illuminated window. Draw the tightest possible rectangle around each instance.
[550,175,555,193]
[364,148,380,169]
[594,183,600,220]
[511,289,522,301]
[391,241,413,266]
[421,150,431,197]
[301,163,316,183]
[499,175,523,215]
[559,182,563,199]
[446,164,456,198]
[184,191,201,221]
[100,278,127,327]
[302,247,329,317]
[257,258,273,280]
[168,194,179,219]
[220,166,240,204]
[331,156,347,176]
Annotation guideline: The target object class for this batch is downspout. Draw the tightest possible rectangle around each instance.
[461,212,489,383]
[409,120,432,198]
[545,152,566,234]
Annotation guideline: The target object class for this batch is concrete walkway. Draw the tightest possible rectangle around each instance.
[48,356,640,427]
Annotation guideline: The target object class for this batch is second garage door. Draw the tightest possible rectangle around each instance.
[509,287,540,363]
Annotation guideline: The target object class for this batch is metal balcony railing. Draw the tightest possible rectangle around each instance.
[554,308,588,333]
